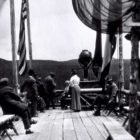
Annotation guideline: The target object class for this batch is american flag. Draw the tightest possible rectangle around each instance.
[18,0,28,75]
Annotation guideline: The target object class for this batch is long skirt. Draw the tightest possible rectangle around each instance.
[71,85,81,111]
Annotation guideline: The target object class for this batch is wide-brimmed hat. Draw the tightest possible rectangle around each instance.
[71,69,77,75]
[107,78,112,82]
[65,80,70,84]
[0,78,9,85]
[28,69,35,76]
[49,72,55,77]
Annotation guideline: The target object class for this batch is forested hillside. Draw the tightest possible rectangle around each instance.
[0,58,130,89]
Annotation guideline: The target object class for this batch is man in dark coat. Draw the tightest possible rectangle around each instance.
[21,69,39,117]
[36,77,46,111]
[91,77,118,116]
[0,78,36,134]
[44,72,56,109]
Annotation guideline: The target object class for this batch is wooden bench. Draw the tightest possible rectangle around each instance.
[122,106,130,126]
[80,88,102,93]
[0,114,18,140]
[80,88,103,108]
[103,117,135,140]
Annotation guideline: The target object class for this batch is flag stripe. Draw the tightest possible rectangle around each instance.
[19,61,27,75]
[19,47,26,69]
[22,0,27,19]
[18,0,28,76]
[18,26,25,54]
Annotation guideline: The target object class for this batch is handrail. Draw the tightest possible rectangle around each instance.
[80,88,102,93]
[56,88,102,93]
[121,89,140,96]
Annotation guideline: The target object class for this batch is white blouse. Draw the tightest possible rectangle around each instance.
[70,75,80,87]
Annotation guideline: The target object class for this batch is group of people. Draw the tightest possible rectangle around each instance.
[21,70,57,116]
[0,67,120,134]
[61,70,119,116]
[0,69,57,134]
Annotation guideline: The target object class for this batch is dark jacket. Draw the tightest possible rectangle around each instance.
[21,76,39,101]
[0,86,28,115]
[45,75,56,94]
[37,80,47,99]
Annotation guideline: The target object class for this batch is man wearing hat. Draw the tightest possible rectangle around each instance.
[0,78,37,134]
[91,77,118,116]
[44,72,56,109]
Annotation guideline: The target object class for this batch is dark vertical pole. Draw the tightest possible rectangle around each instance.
[118,31,124,90]
[118,3,124,104]
[129,1,140,136]
[129,32,139,135]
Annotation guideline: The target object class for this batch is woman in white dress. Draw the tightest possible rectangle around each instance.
[70,69,81,111]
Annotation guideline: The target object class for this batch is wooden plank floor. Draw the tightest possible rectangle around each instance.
[3,109,124,140]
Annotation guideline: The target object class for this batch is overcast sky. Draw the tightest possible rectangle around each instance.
[0,0,132,61]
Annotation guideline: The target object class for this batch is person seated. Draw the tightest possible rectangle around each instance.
[60,80,71,109]
[91,77,118,116]
[0,78,37,134]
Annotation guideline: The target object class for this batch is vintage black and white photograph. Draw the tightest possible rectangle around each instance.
[0,0,139,140]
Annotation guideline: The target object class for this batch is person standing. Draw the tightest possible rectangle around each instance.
[21,69,39,117]
[70,69,81,112]
[44,72,56,109]
[36,77,46,111]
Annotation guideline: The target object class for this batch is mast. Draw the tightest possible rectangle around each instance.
[10,0,18,94]
[129,31,139,136]
[118,28,124,105]
[118,32,124,90]
[118,1,124,91]
[26,0,33,69]
[127,1,140,136]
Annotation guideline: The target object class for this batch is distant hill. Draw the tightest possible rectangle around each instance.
[0,59,13,85]
[0,58,130,89]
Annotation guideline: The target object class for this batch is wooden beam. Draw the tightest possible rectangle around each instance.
[124,22,140,27]
[129,32,139,135]
[10,0,19,94]
[80,88,102,93]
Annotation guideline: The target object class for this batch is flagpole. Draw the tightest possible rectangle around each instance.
[26,0,33,69]
[118,32,124,90]
[10,0,19,94]
[129,2,140,135]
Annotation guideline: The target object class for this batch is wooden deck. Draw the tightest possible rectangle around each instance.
[3,109,126,140]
